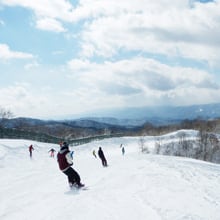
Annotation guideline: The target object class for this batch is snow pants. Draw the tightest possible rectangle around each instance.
[100,157,107,167]
[63,167,81,186]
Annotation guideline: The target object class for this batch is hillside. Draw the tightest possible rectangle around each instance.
[1,116,220,145]
[0,131,220,220]
[0,117,135,142]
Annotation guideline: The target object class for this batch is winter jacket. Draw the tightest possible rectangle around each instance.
[29,145,34,152]
[57,146,73,172]
[98,148,105,159]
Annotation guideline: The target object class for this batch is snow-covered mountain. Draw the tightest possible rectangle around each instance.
[3,103,220,134]
[89,103,220,120]
[54,103,220,126]
[0,130,220,220]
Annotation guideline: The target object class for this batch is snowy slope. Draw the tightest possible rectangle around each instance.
[0,134,220,220]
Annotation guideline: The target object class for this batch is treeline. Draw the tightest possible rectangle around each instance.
[0,127,60,143]
[1,107,220,146]
[138,118,220,136]
[1,118,220,143]
[139,120,220,164]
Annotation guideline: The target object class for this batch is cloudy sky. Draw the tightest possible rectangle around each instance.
[0,0,220,119]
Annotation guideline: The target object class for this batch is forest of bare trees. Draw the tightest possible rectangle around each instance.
[139,125,220,164]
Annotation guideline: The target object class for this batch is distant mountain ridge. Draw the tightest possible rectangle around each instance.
[0,104,220,142]
[3,103,220,128]
[66,103,220,126]
[90,103,220,120]
[1,103,220,142]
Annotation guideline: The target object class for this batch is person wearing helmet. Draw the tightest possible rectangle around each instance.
[57,142,84,188]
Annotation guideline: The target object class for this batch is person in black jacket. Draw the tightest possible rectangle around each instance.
[57,142,84,188]
[98,147,108,167]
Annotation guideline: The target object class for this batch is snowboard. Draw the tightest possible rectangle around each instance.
[70,183,88,191]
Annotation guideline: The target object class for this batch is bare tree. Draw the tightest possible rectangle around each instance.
[208,133,220,160]
[138,136,146,152]
[154,137,162,154]
[177,131,189,157]
[197,126,210,161]
[0,106,13,128]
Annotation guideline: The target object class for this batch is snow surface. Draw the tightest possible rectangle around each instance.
[0,131,220,220]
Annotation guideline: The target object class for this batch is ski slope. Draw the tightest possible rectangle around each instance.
[0,134,220,220]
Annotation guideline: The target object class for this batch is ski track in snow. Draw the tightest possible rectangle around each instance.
[0,135,220,220]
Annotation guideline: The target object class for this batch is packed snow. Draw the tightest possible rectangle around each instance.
[0,130,220,220]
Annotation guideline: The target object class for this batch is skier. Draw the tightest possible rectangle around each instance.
[57,142,84,188]
[29,144,34,158]
[122,146,125,155]
[48,148,56,157]
[98,147,107,167]
[70,150,74,159]
[92,150,97,158]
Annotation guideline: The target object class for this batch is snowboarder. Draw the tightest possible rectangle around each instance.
[92,150,97,158]
[29,144,34,158]
[48,148,56,157]
[57,142,84,188]
[98,147,107,167]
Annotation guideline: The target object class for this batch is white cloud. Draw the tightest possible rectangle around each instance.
[1,56,219,117]
[24,61,39,70]
[36,17,66,32]
[160,86,220,106]
[68,57,217,90]
[0,0,73,32]
[0,0,220,117]
[0,0,74,20]
[0,83,56,118]
[67,57,220,108]
[0,84,33,111]
[0,44,34,60]
[78,0,220,66]
[1,0,220,65]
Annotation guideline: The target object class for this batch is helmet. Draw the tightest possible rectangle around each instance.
[63,142,69,148]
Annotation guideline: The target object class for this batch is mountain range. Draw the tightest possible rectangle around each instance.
[3,103,220,128]
[60,102,220,126]
[1,103,220,142]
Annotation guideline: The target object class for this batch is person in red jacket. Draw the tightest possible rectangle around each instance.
[57,142,84,188]
[48,148,56,157]
[29,145,34,158]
